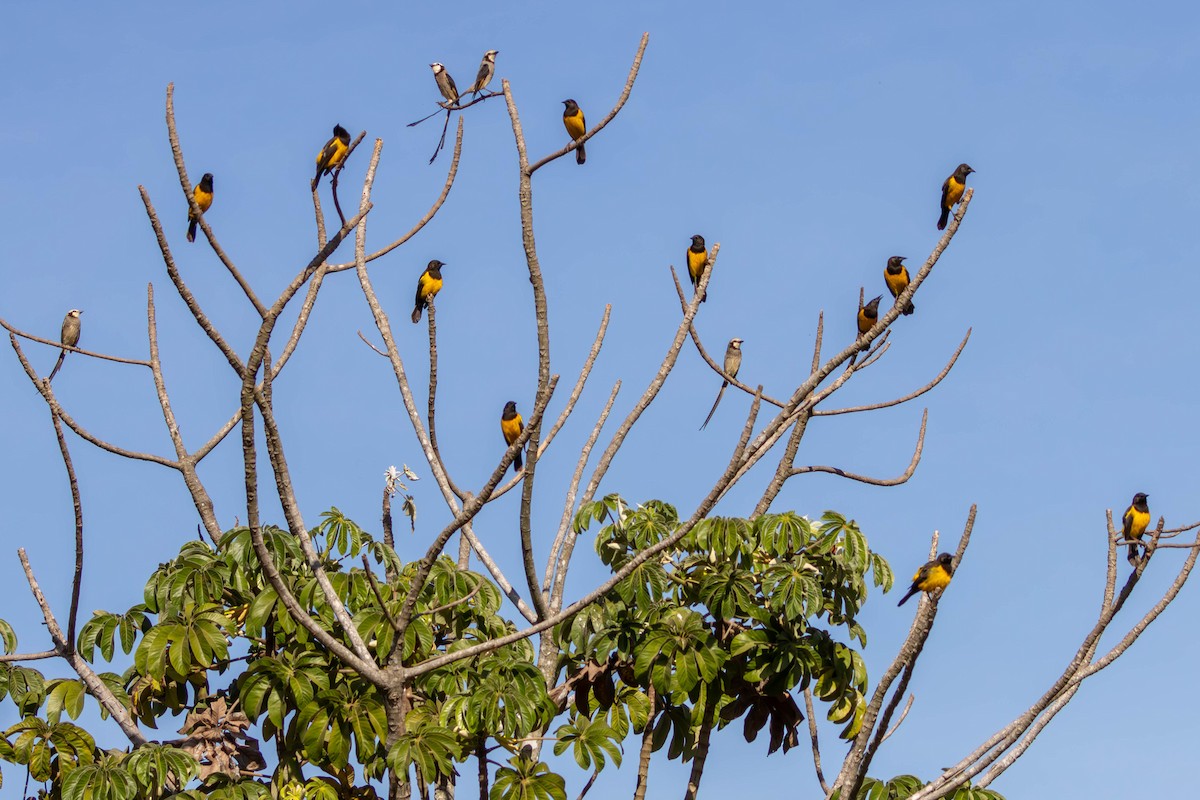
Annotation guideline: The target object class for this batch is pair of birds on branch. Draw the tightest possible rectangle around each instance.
[429,50,500,107]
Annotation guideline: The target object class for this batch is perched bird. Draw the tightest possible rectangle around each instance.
[186,173,214,243]
[312,125,351,189]
[938,163,975,230]
[1123,492,1151,565]
[687,235,709,302]
[411,260,446,324]
[884,256,914,316]
[897,552,955,606]
[857,296,882,351]
[562,99,587,165]
[700,338,743,430]
[468,50,498,97]
[48,309,82,383]
[500,401,524,472]
[431,62,459,106]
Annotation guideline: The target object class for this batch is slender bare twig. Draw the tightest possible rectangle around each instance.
[804,687,829,794]
[18,549,147,745]
[811,312,824,375]
[422,303,466,502]
[814,331,971,416]
[788,409,927,485]
[878,694,915,745]
[48,408,84,649]
[417,579,483,618]
[139,186,245,376]
[164,83,266,317]
[543,381,621,597]
[0,318,150,368]
[363,555,403,637]
[0,650,58,663]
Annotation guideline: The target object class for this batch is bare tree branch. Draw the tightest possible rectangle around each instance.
[18,549,147,746]
[789,409,927,485]
[165,83,266,317]
[814,331,971,416]
[0,317,150,369]
[804,687,829,794]
[48,408,84,648]
[526,33,649,175]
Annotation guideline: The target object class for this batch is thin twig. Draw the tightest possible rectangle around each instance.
[0,317,150,368]
[788,409,927,484]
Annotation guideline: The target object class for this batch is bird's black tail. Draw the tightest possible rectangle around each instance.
[1127,540,1141,566]
[937,208,950,230]
[512,449,524,472]
[700,383,728,431]
[897,587,918,607]
[187,218,199,243]
[903,300,915,316]
[576,142,586,165]
[48,351,66,382]
[412,306,423,324]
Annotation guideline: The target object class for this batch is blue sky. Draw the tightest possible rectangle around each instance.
[2,1,1199,797]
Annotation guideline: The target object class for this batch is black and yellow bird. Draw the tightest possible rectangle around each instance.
[1123,492,1151,565]
[431,62,459,106]
[186,173,214,243]
[312,125,351,190]
[937,163,975,230]
[884,256,914,316]
[687,235,709,302]
[468,50,498,97]
[411,260,446,324]
[562,99,587,165]
[501,401,524,472]
[701,338,743,430]
[48,309,82,383]
[857,296,881,351]
[897,552,955,606]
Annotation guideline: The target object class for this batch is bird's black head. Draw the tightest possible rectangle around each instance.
[863,296,882,315]
[503,401,518,417]
[956,163,975,177]
[334,124,350,142]
[886,255,905,272]
[691,234,706,249]
[199,173,214,189]
[428,259,446,269]
[1133,492,1149,508]
[562,99,578,110]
